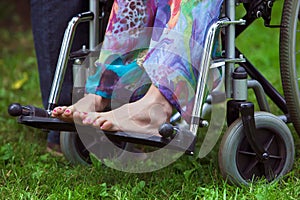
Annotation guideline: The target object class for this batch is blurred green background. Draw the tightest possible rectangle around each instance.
[1,1,300,199]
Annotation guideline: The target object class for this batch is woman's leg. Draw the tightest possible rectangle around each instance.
[80,84,172,135]
[80,0,224,135]
[30,0,89,151]
[142,0,224,120]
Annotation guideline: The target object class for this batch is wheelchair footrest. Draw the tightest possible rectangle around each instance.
[103,130,195,155]
[17,115,195,155]
[17,116,76,132]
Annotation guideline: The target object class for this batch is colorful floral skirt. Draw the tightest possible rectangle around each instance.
[85,0,224,118]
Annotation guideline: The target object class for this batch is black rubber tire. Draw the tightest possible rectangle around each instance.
[280,0,300,135]
[60,131,91,165]
[218,112,294,186]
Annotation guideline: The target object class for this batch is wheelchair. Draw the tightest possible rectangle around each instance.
[8,0,300,185]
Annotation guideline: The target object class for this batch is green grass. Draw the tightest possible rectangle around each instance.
[1,2,300,199]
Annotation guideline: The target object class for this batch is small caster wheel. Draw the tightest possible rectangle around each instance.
[218,112,294,185]
[60,131,91,165]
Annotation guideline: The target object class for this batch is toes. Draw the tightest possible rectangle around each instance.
[82,113,99,125]
[51,105,77,124]
[92,117,107,128]
[73,111,83,124]
[81,112,102,125]
[51,109,58,117]
[62,106,74,117]
[62,106,75,118]
[79,112,88,120]
[51,106,67,117]
[76,111,115,131]
[57,106,68,114]
[82,118,93,125]
[100,121,113,130]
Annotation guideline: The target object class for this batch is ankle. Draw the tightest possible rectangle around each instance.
[85,93,107,111]
[145,85,173,118]
[162,101,173,120]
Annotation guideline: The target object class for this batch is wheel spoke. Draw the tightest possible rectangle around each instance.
[238,150,256,156]
[268,154,283,159]
[244,159,259,176]
[264,135,275,151]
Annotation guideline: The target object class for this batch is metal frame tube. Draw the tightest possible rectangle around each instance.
[247,80,270,112]
[189,18,229,135]
[89,0,100,50]
[47,12,94,111]
[238,51,288,114]
[225,0,236,98]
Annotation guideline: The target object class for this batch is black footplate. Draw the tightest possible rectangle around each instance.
[18,115,76,132]
[8,103,195,154]
[104,130,195,155]
[8,103,76,132]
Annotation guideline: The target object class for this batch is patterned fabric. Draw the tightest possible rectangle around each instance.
[85,0,224,118]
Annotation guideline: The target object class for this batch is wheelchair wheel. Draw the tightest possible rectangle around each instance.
[60,131,91,165]
[218,112,294,185]
[280,0,300,135]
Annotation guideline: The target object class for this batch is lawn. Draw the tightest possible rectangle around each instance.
[1,1,300,199]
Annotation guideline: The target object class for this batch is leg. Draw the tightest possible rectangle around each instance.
[81,0,224,135]
[81,84,172,135]
[52,0,157,122]
[30,0,89,108]
[30,0,89,151]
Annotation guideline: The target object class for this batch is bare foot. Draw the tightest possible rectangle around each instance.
[80,85,173,135]
[51,93,110,123]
